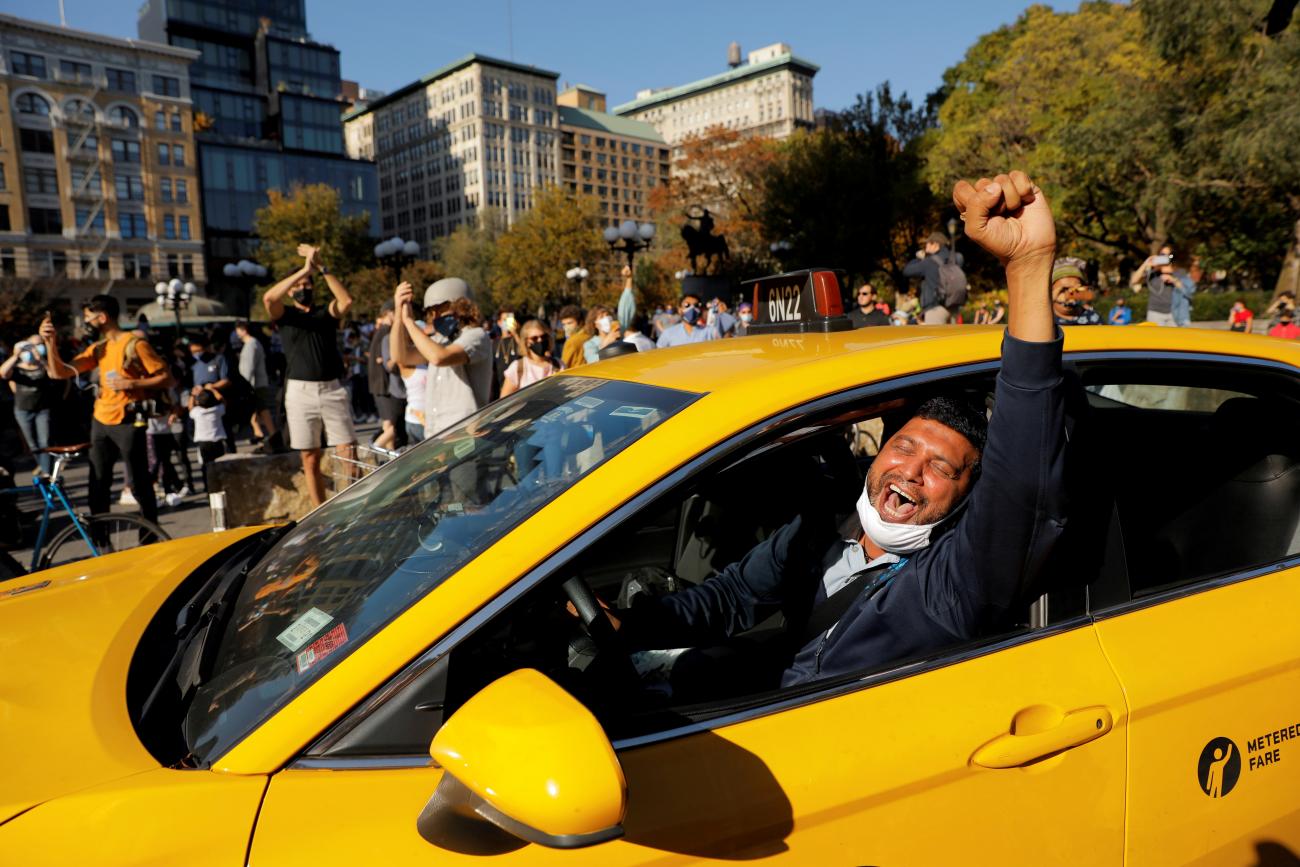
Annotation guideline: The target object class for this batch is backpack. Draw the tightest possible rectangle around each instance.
[936,250,969,309]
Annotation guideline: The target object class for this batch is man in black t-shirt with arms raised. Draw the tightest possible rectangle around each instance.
[264,243,357,507]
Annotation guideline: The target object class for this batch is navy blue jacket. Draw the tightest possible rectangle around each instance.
[622,331,1068,687]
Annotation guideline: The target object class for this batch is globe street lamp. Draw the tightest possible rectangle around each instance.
[947,217,962,260]
[565,266,589,304]
[376,236,420,280]
[769,239,793,269]
[603,220,655,271]
[222,258,266,317]
[155,277,197,333]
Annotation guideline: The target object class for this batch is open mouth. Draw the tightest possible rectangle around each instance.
[879,482,920,522]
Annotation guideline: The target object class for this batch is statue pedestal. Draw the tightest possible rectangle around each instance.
[681,275,735,304]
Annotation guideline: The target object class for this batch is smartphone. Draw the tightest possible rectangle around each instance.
[1151,254,1172,266]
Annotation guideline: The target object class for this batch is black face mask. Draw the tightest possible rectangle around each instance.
[434,314,460,339]
[292,288,314,307]
[527,338,548,355]
[82,317,102,338]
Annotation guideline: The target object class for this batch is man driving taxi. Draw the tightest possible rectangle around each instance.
[605,170,1068,687]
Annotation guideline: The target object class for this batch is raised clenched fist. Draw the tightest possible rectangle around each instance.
[952,171,1056,269]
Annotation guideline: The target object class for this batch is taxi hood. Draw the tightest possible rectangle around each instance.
[0,529,261,824]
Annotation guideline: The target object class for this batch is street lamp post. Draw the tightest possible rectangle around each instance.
[376,236,420,280]
[603,220,655,271]
[565,265,589,304]
[154,278,197,333]
[769,239,794,270]
[947,217,962,261]
[222,258,267,316]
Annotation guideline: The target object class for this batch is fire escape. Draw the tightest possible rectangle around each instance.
[56,67,114,297]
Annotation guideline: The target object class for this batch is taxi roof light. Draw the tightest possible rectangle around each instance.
[742,268,854,335]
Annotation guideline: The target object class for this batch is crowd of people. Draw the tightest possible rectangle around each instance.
[3,232,1296,516]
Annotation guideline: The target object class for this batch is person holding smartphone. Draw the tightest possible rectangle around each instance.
[40,295,172,525]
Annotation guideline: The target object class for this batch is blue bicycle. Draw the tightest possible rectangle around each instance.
[0,442,169,580]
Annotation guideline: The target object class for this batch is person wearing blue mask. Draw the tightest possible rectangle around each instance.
[656,292,720,348]
[2,334,63,479]
[390,276,492,438]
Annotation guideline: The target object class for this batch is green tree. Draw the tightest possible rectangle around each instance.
[493,186,609,313]
[434,208,507,312]
[762,84,941,292]
[252,183,373,282]
[345,260,446,319]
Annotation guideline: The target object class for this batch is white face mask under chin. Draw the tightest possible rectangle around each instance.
[856,486,940,554]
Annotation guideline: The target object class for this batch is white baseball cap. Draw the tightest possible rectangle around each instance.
[423,277,471,308]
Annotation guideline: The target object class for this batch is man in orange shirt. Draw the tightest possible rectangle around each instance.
[41,295,172,525]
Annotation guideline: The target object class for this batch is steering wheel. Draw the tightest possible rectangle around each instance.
[561,576,643,692]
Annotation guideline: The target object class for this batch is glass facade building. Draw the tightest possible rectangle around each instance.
[138,0,376,312]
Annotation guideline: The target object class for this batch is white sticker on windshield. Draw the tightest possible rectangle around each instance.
[452,438,475,458]
[276,607,334,652]
[610,405,656,420]
[574,396,604,409]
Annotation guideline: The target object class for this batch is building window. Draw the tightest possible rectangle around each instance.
[19,128,55,154]
[163,215,176,239]
[155,111,167,130]
[119,213,148,239]
[27,207,63,235]
[109,106,139,127]
[175,179,188,203]
[75,207,105,235]
[23,167,59,195]
[12,52,47,79]
[0,249,15,277]
[0,206,9,231]
[114,175,145,200]
[112,140,141,163]
[106,68,136,93]
[160,178,173,202]
[179,216,191,240]
[173,144,185,166]
[122,252,151,278]
[59,59,92,82]
[181,255,194,279]
[158,143,170,164]
[151,75,181,97]
[167,253,180,277]
[171,113,182,132]
[0,165,5,191]
[16,93,51,116]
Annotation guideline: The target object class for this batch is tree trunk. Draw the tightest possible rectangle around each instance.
[1272,218,1300,299]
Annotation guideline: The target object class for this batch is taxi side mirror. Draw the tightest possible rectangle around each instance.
[419,669,626,850]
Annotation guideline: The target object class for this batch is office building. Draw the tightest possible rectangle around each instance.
[0,13,205,313]
[138,0,377,311]
[613,42,818,150]
[556,85,668,227]
[342,54,559,252]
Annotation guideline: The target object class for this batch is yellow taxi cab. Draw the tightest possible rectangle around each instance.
[3,269,1300,866]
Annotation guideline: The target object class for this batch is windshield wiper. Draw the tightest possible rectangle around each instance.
[139,523,295,724]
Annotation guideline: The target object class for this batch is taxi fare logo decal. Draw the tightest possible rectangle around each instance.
[1197,724,1298,798]
[1197,738,1241,798]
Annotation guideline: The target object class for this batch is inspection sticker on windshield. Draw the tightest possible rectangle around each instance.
[452,438,476,458]
[610,405,656,419]
[295,623,349,674]
[276,607,333,652]
[574,395,604,409]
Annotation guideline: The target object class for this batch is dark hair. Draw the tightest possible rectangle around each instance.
[558,304,584,323]
[914,394,988,465]
[195,388,219,409]
[927,232,950,248]
[84,294,119,321]
[680,292,702,305]
[448,296,481,327]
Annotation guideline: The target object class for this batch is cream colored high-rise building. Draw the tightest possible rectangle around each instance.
[0,13,205,313]
[343,54,560,251]
[613,43,818,151]
[557,86,669,228]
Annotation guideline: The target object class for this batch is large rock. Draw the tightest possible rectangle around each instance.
[206,451,345,527]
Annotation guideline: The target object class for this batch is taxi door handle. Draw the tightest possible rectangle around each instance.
[972,706,1113,769]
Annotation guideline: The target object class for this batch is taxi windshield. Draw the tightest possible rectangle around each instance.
[183,376,697,762]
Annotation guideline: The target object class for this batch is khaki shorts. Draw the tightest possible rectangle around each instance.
[284,379,357,450]
[923,305,952,325]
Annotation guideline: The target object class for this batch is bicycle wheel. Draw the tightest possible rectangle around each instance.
[37,513,171,571]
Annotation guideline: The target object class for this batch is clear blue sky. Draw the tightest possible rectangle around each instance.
[6,0,1081,111]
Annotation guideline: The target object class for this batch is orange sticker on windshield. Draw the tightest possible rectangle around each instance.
[295,623,349,674]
